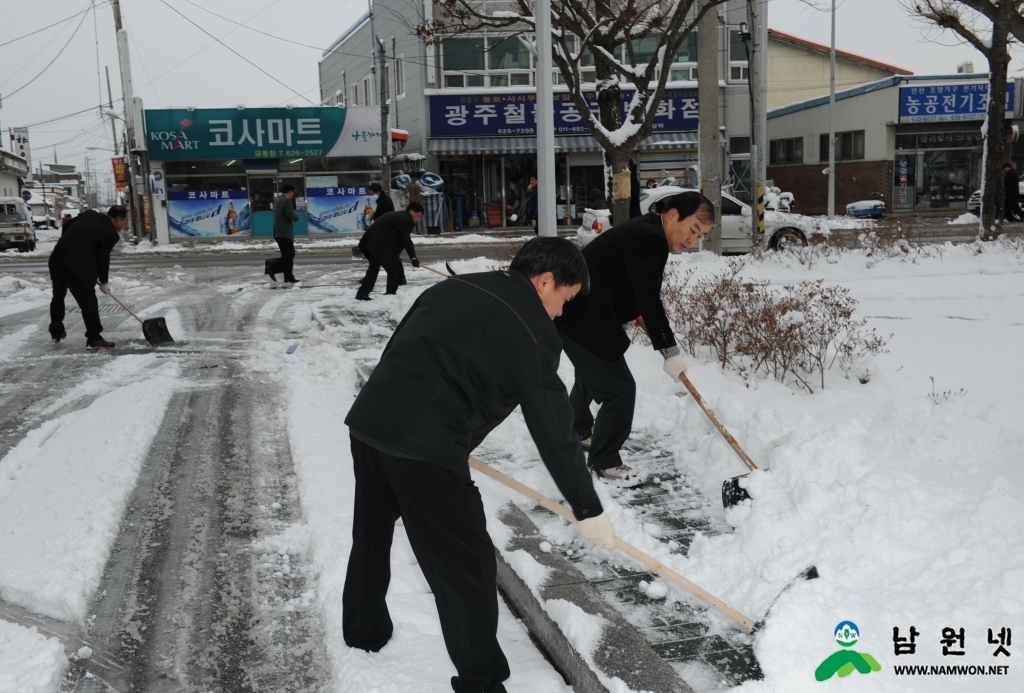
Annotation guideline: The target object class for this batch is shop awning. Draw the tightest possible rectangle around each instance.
[428,131,698,156]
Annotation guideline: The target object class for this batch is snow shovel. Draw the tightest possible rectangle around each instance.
[468,456,759,632]
[106,290,175,346]
[674,373,758,508]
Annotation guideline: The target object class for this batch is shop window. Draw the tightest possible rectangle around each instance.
[728,28,749,82]
[166,175,248,192]
[819,130,865,162]
[304,157,379,172]
[165,161,245,175]
[729,137,750,155]
[350,84,359,106]
[395,56,405,98]
[769,137,803,165]
[363,75,374,106]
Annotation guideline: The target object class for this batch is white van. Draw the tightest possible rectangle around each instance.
[0,198,38,252]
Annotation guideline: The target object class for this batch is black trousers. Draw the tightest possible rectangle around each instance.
[267,237,296,281]
[561,333,636,471]
[1005,197,1022,222]
[343,436,510,693]
[49,263,103,342]
[356,248,401,297]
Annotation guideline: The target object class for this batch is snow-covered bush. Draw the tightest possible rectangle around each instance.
[659,261,889,392]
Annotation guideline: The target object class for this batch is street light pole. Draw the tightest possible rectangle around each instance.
[827,0,836,218]
[535,0,556,236]
[111,0,143,243]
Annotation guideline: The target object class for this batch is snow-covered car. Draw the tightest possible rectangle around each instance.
[0,198,37,252]
[576,208,612,246]
[846,200,886,218]
[578,187,822,252]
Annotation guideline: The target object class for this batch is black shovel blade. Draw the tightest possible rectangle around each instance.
[722,473,752,507]
[445,261,458,276]
[142,317,175,346]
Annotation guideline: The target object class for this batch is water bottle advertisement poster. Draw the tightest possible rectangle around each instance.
[306,186,375,234]
[168,190,250,238]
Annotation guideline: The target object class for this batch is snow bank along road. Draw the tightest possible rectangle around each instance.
[2,239,1024,693]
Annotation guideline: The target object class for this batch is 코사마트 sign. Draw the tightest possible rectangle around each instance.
[144,106,386,160]
[429,88,699,137]
[898,82,1016,124]
[306,186,374,234]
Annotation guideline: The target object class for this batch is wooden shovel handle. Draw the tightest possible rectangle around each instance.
[105,289,145,326]
[468,456,757,632]
[677,373,758,472]
[403,258,449,278]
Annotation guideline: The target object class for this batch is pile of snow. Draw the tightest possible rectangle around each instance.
[949,212,981,225]
[0,621,65,693]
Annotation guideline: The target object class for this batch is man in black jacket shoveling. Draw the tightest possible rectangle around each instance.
[555,191,713,485]
[355,202,423,300]
[343,237,614,693]
[48,206,127,349]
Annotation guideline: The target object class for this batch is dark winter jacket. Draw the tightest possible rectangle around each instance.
[49,210,120,288]
[61,216,76,236]
[371,192,395,221]
[345,270,604,521]
[1004,169,1019,202]
[358,210,417,265]
[273,194,298,239]
[555,212,677,360]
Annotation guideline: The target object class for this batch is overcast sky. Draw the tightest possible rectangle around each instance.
[1,0,1020,187]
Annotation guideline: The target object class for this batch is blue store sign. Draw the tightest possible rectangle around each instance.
[429,88,698,137]
[898,82,1016,124]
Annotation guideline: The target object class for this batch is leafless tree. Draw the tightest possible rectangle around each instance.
[418,0,729,223]
[903,0,1019,237]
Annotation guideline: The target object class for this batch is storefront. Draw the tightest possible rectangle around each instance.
[425,87,699,228]
[144,106,384,243]
[893,81,1016,212]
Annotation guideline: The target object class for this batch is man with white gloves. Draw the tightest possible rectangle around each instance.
[555,191,713,484]
[344,238,613,693]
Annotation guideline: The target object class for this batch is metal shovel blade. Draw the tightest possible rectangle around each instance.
[722,473,752,507]
[142,317,175,346]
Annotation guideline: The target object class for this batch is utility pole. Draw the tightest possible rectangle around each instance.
[698,3,722,255]
[827,0,836,218]
[105,66,119,155]
[746,0,766,245]
[535,0,556,236]
[377,37,390,186]
[111,0,143,243]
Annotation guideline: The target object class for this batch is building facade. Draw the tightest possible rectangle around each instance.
[767,74,1024,215]
[0,150,28,199]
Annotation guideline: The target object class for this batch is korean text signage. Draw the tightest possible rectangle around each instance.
[892,155,916,212]
[9,128,30,169]
[168,190,250,238]
[144,107,385,161]
[898,82,1016,124]
[429,88,698,137]
[306,186,374,234]
[111,157,130,187]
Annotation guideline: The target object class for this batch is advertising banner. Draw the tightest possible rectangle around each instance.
[306,186,375,234]
[112,157,129,186]
[9,127,30,173]
[892,155,916,212]
[167,190,250,238]
[144,106,386,160]
[429,88,698,137]
[898,82,1015,124]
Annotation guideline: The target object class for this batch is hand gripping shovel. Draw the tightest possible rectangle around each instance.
[106,290,175,346]
[675,372,757,508]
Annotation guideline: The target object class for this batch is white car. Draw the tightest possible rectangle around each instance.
[578,188,823,252]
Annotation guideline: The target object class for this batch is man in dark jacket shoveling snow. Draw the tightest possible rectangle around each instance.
[343,237,614,693]
[355,202,423,300]
[48,205,127,349]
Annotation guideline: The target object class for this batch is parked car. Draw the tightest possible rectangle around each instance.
[967,174,1024,216]
[578,187,823,252]
[846,200,886,218]
[0,198,37,252]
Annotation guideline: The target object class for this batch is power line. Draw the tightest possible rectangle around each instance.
[3,4,91,100]
[155,0,315,105]
[180,0,328,52]
[11,101,121,129]
[0,2,106,49]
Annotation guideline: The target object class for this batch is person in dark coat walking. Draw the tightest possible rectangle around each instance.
[48,206,127,348]
[355,203,423,300]
[265,184,299,283]
[1003,162,1021,222]
[555,191,713,484]
[343,237,613,693]
[369,182,395,222]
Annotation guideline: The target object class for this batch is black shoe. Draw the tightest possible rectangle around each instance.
[264,259,277,281]
[51,331,67,344]
[284,277,299,284]
[87,338,115,349]
[355,294,372,301]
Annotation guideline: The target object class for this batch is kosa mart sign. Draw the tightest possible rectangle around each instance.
[143,106,385,161]
[898,82,1016,124]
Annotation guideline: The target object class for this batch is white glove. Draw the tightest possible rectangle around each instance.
[577,513,615,550]
[663,354,687,381]
[99,282,111,295]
